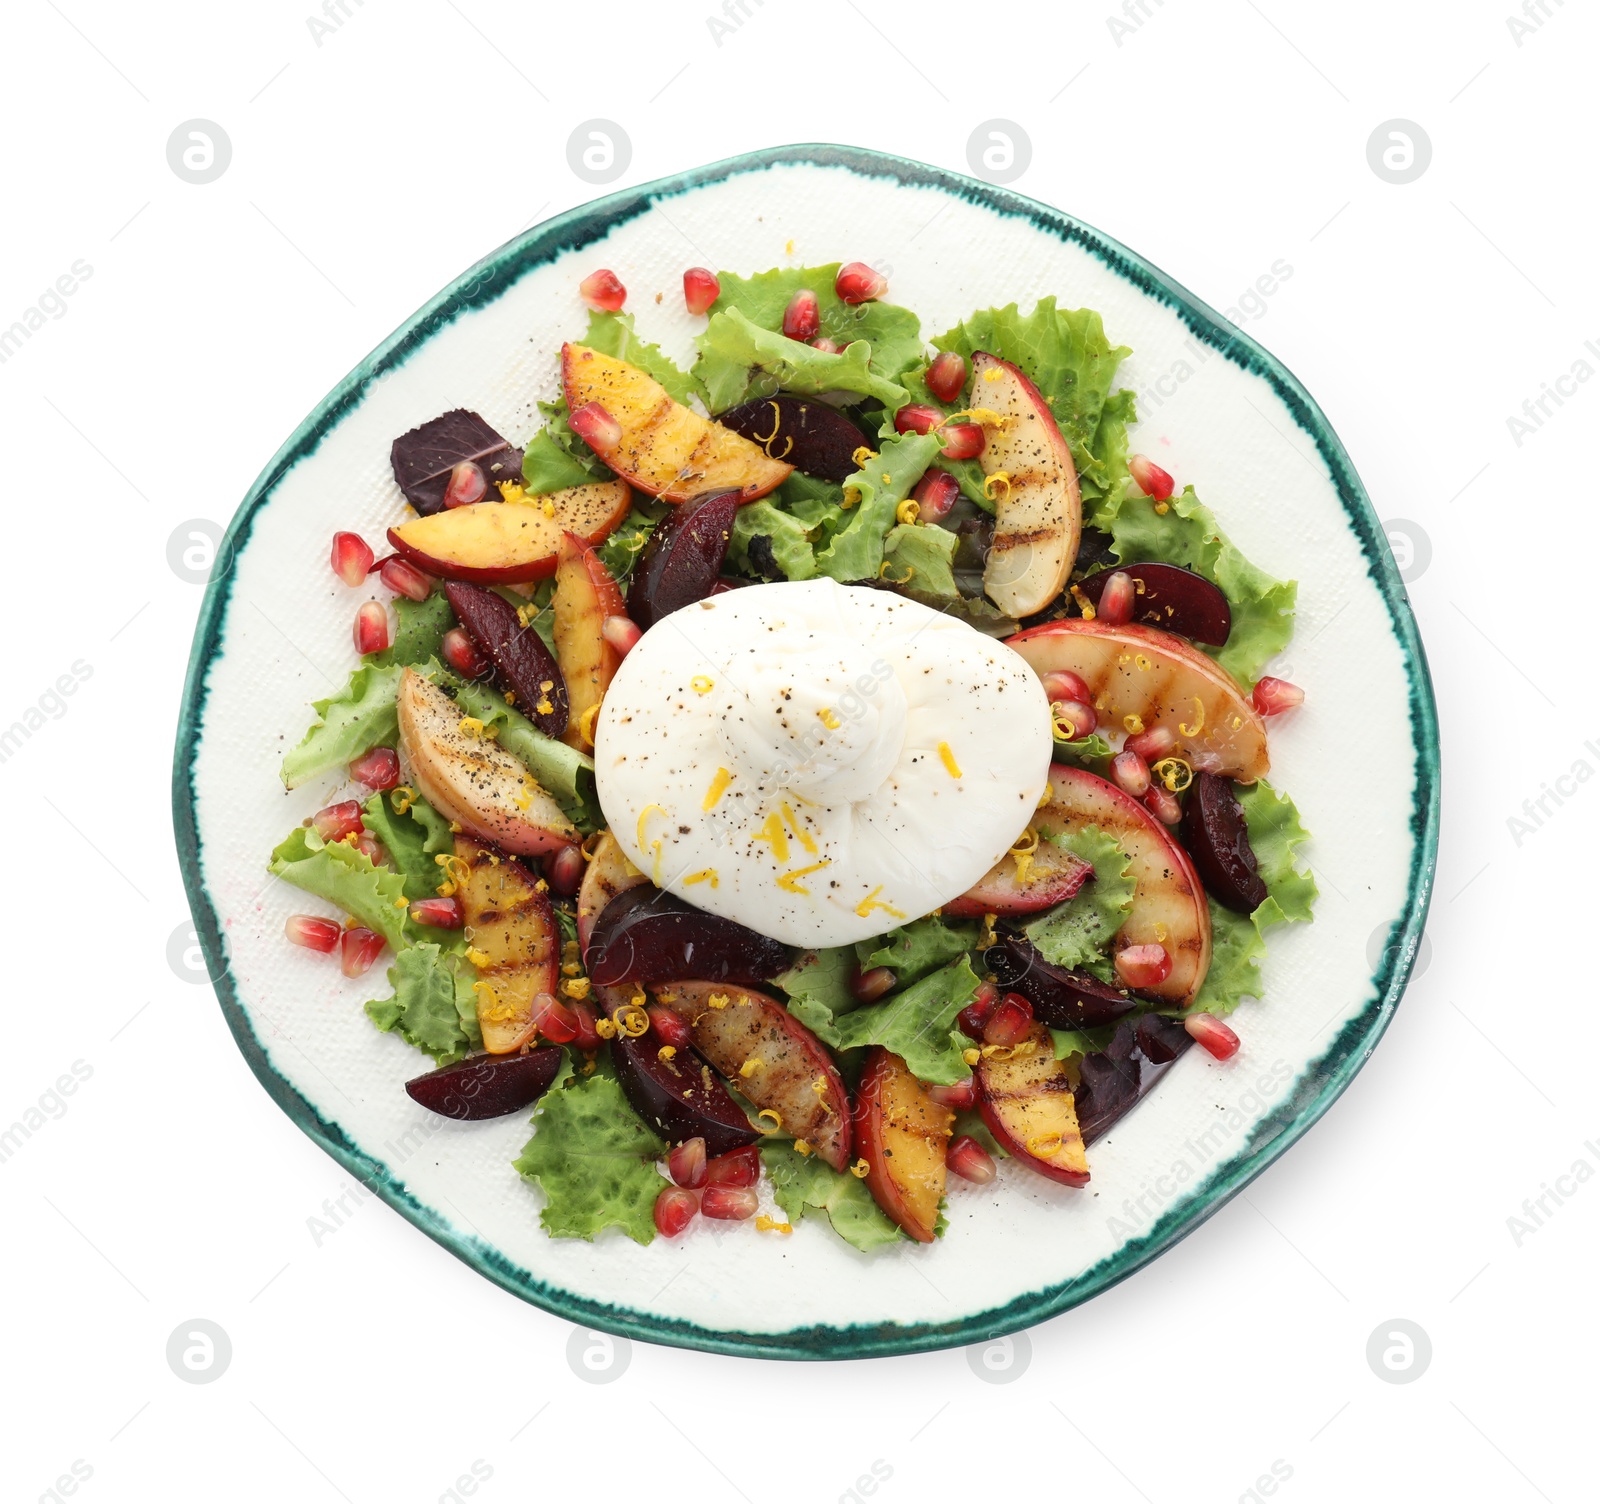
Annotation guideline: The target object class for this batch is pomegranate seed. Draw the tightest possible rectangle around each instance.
[940,422,985,461]
[1186,1012,1241,1060]
[1126,724,1177,762]
[409,896,463,929]
[1099,571,1135,626]
[648,1005,693,1052]
[349,745,400,791]
[1144,785,1182,825]
[782,287,820,341]
[1115,943,1172,990]
[851,965,896,1003]
[530,993,580,1046]
[984,993,1034,1047]
[912,468,960,523]
[380,556,433,602]
[340,927,385,978]
[1253,676,1305,717]
[569,401,621,454]
[946,1135,998,1185]
[929,1076,977,1111]
[570,1002,602,1052]
[284,914,342,953]
[926,350,967,404]
[683,266,720,316]
[810,336,841,353]
[894,403,942,436]
[353,601,389,655]
[667,1136,708,1189]
[1041,669,1091,705]
[602,614,642,658]
[704,1145,761,1188]
[834,261,887,303]
[331,531,374,586]
[1110,749,1151,799]
[958,988,999,1041]
[440,626,490,679]
[654,1184,699,1238]
[313,800,364,842]
[353,832,386,866]
[701,1186,759,1221]
[578,268,626,311]
[1129,453,1175,502]
[1053,700,1097,740]
[442,461,487,508]
[544,843,586,897]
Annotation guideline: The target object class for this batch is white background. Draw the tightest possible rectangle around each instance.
[1,2,1593,1501]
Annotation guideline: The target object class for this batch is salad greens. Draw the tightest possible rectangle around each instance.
[365,942,481,1064]
[830,956,982,1085]
[761,1143,902,1254]
[1024,825,1136,979]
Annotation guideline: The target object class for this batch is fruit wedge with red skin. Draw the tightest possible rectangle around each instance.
[610,1030,761,1158]
[971,351,1082,617]
[1180,771,1268,913]
[854,1047,953,1244]
[396,669,578,858]
[976,1022,1090,1186]
[552,531,628,751]
[1076,563,1232,647]
[626,489,740,630]
[561,343,792,502]
[650,981,851,1171]
[387,479,631,584]
[405,1047,564,1120]
[714,396,867,482]
[1007,618,1269,782]
[984,933,1139,1029]
[576,830,647,955]
[943,840,1093,918]
[452,835,559,1053]
[1075,1016,1194,1144]
[390,409,524,516]
[443,580,568,739]
[584,884,791,989]
[1039,764,1211,1008]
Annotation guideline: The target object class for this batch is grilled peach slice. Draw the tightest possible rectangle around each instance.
[1007,618,1268,782]
[649,981,851,1171]
[397,669,577,856]
[454,835,559,1053]
[387,479,631,584]
[552,532,628,752]
[1039,764,1211,1008]
[576,831,647,955]
[943,838,1092,918]
[972,351,1081,617]
[854,1048,953,1243]
[561,343,792,502]
[976,1022,1089,1187]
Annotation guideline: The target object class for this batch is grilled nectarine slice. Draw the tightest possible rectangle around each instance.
[552,532,628,751]
[854,1048,954,1243]
[576,830,647,955]
[976,1022,1090,1186]
[454,835,559,1054]
[943,839,1093,918]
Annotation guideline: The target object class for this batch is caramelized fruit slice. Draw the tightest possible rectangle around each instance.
[854,1047,953,1243]
[453,834,559,1053]
[576,831,647,955]
[976,1022,1090,1186]
[943,841,1093,918]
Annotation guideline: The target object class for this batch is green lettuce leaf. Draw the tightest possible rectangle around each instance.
[814,431,942,584]
[777,471,849,528]
[830,956,981,1085]
[760,1143,902,1253]
[697,311,909,412]
[1092,485,1296,684]
[1051,732,1114,772]
[860,915,979,985]
[881,521,958,599]
[579,309,703,406]
[364,942,481,1063]
[1022,824,1135,978]
[776,948,859,1046]
[269,825,412,950]
[369,593,454,670]
[1048,1022,1120,1061]
[279,662,402,790]
[360,791,455,903]
[596,499,668,583]
[513,1072,664,1244]
[522,399,613,496]
[729,499,819,581]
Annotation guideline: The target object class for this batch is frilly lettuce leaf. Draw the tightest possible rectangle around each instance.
[776,947,858,1047]
[522,396,613,496]
[814,431,941,584]
[1051,732,1114,772]
[360,790,454,903]
[830,956,981,1085]
[370,593,455,671]
[596,498,668,583]
[760,1143,902,1253]
[269,825,412,950]
[697,311,908,412]
[881,521,958,599]
[729,499,819,582]
[859,915,979,985]
[1022,824,1135,978]
[279,662,402,790]
[365,942,481,1064]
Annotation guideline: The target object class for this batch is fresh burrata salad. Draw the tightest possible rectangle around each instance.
[271,259,1316,1251]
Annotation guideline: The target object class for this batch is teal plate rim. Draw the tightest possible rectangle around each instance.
[172,142,1441,1362]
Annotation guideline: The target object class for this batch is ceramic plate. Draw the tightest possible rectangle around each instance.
[173,144,1439,1359]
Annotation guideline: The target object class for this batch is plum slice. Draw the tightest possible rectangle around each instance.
[626,489,741,630]
[610,1031,759,1156]
[715,396,867,481]
[585,885,791,988]
[442,580,569,739]
[404,1047,564,1120]
[1074,1018,1194,1144]
[391,409,524,516]
[984,935,1138,1030]
[1179,771,1268,913]
[1076,562,1232,646]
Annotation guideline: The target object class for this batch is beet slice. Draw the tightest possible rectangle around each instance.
[391,409,524,516]
[626,490,741,629]
[586,885,791,988]
[1074,1019,1194,1144]
[716,396,866,481]
[1076,562,1232,646]
[611,1032,760,1156]
[1179,771,1268,913]
[404,1047,564,1121]
[442,580,569,739]
[985,935,1138,1030]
